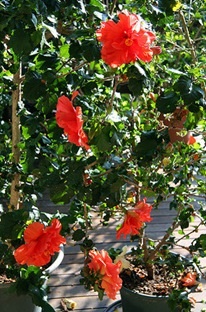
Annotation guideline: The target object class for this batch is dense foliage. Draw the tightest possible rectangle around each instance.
[0,0,205,310]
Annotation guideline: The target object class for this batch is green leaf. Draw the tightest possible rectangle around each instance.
[182,85,204,106]
[49,183,75,205]
[69,41,82,59]
[23,78,46,101]
[60,44,70,59]
[156,91,179,113]
[31,13,38,28]
[173,76,192,96]
[72,229,86,241]
[191,234,206,253]
[91,126,113,152]
[135,131,159,162]
[127,64,147,79]
[22,126,31,140]
[42,22,59,38]
[9,28,33,56]
[127,64,148,96]
[90,0,105,11]
[0,210,28,240]
[37,52,58,70]
[31,30,42,47]
[81,39,100,62]
[166,68,186,76]
[105,110,121,123]
[128,78,144,96]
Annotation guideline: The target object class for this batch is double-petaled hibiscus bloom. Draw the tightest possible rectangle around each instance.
[14,219,66,267]
[86,199,152,299]
[96,10,161,68]
[56,92,90,150]
[116,198,153,239]
[88,249,122,299]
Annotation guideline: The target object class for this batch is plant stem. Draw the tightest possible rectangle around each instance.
[179,10,197,64]
[147,216,180,263]
[109,0,117,15]
[10,64,22,210]
[108,75,119,109]
[84,203,89,236]
[142,234,154,279]
[175,214,205,245]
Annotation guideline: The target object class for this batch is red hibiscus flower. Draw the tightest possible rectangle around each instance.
[56,92,90,150]
[181,272,197,287]
[88,249,122,299]
[188,135,196,145]
[116,198,152,239]
[14,219,66,267]
[96,10,161,68]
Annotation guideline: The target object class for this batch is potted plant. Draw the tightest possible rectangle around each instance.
[0,1,205,312]
[71,3,204,312]
[0,205,66,312]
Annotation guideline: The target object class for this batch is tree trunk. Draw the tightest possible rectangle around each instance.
[10,65,22,209]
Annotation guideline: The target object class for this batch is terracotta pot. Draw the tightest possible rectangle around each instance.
[0,245,64,312]
[159,108,191,144]
[168,127,191,144]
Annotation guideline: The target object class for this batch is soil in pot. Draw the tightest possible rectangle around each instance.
[119,253,199,312]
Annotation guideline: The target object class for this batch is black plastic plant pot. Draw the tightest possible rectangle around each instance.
[120,286,170,312]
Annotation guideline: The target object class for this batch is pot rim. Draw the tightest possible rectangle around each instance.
[45,244,64,274]
[120,285,170,299]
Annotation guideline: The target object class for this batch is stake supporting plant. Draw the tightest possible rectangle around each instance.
[10,64,22,210]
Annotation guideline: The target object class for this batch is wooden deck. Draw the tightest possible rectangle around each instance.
[38,195,206,312]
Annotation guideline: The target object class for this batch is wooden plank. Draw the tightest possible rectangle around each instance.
[48,274,81,286]
[48,298,114,311]
[48,292,121,310]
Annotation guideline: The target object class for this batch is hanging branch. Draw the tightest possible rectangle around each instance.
[10,64,22,210]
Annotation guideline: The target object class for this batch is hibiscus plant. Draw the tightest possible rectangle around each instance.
[0,204,66,312]
[0,0,205,312]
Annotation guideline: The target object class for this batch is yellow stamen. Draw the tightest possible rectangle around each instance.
[125,38,133,46]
